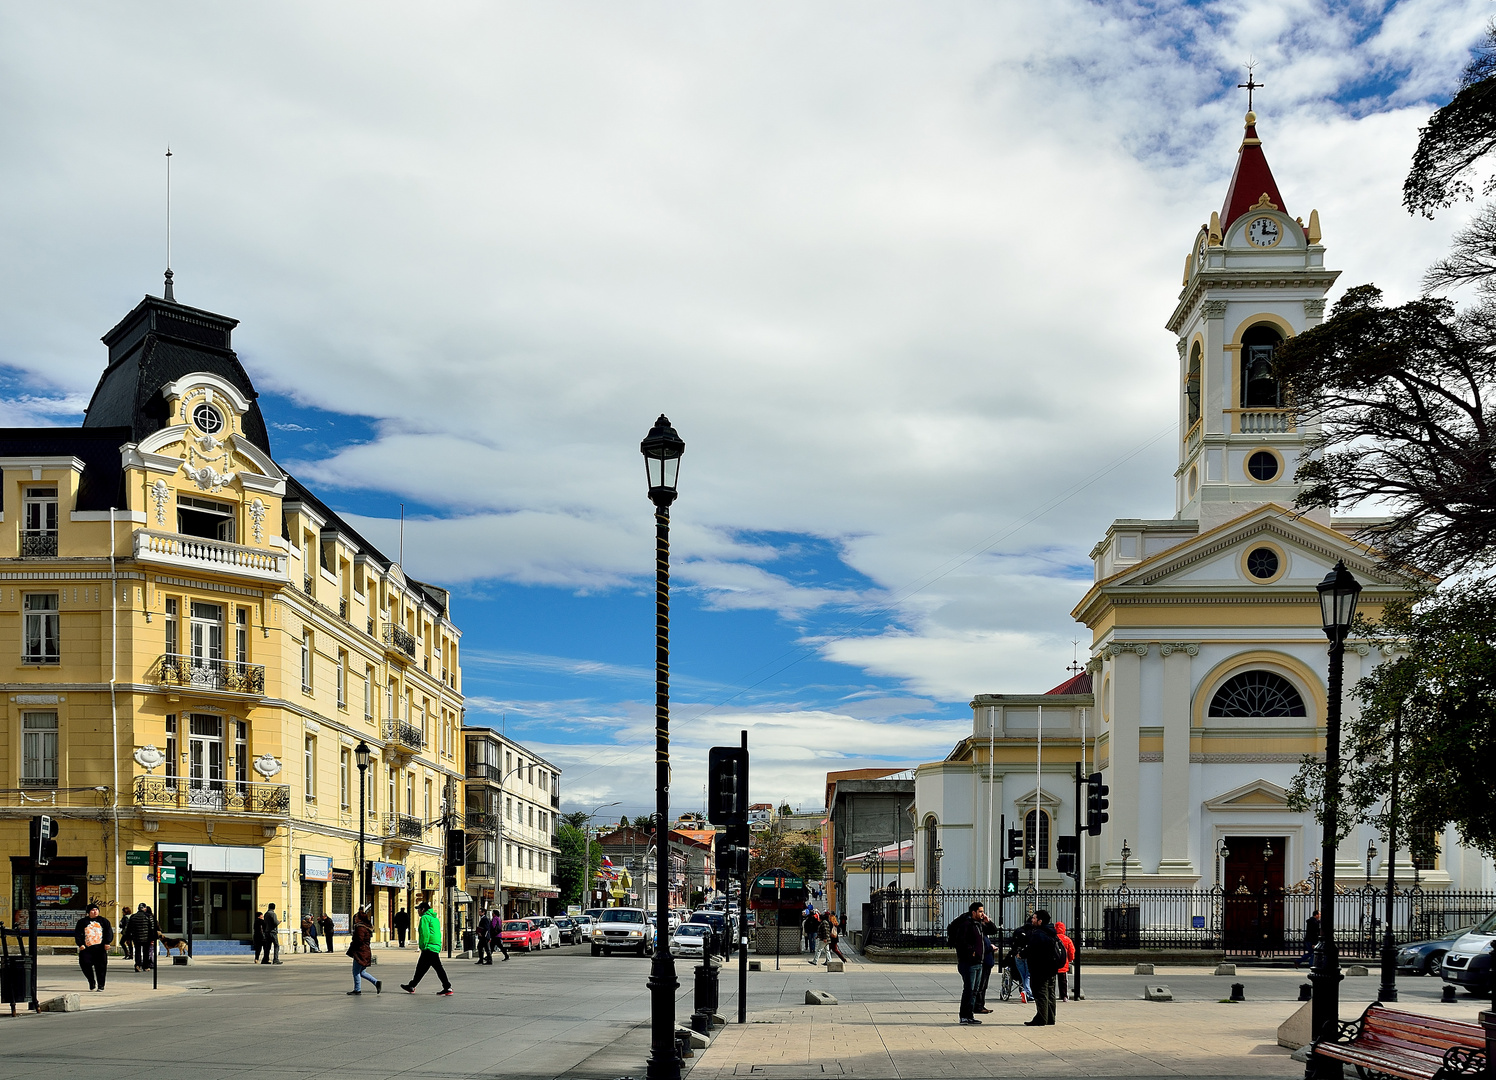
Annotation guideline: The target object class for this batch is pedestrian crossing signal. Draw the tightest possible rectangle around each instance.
[1003,868,1019,894]
[30,815,58,867]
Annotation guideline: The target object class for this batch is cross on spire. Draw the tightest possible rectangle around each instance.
[1238,64,1263,112]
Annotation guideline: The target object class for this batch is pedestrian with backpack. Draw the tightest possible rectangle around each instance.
[948,901,989,1025]
[1009,918,1033,1002]
[1023,909,1063,1026]
[1055,921,1076,1002]
[802,907,820,955]
[973,911,998,1013]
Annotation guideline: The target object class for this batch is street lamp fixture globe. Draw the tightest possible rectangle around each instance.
[1317,560,1363,642]
[640,415,685,507]
[354,740,371,772]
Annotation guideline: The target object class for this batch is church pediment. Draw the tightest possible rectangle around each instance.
[1011,785,1064,811]
[1203,778,1290,812]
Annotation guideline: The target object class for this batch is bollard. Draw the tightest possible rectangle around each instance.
[1298,983,1313,1002]
[1229,983,1246,1002]
[1443,985,1458,1003]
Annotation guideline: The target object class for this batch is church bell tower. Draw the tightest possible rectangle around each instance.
[1166,109,1340,530]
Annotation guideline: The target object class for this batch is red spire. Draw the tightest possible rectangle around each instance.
[1219,111,1288,232]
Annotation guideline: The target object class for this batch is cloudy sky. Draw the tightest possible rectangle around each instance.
[0,1,1487,819]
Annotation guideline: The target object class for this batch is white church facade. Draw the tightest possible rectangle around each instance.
[908,109,1496,908]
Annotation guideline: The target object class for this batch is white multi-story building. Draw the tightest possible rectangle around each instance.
[463,727,561,916]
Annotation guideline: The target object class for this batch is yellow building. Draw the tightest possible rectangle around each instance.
[1,288,466,953]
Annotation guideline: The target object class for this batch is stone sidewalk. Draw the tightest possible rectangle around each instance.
[683,963,1483,1079]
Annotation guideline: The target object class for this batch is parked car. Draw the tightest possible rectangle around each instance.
[688,910,734,953]
[591,907,655,956]
[1396,932,1468,975]
[530,915,561,948]
[670,923,711,959]
[501,918,544,952]
[574,915,594,939]
[553,916,584,945]
[1442,912,1496,994]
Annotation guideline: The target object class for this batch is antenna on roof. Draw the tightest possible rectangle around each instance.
[399,502,405,565]
[1238,60,1263,113]
[163,147,175,302]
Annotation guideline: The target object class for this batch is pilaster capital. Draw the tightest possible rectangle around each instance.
[1202,300,1229,320]
[1101,641,1150,660]
[1303,298,1327,318]
[1158,642,1200,657]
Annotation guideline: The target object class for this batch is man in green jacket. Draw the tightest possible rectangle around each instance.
[400,902,453,996]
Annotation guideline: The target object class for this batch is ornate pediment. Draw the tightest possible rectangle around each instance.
[1203,778,1290,812]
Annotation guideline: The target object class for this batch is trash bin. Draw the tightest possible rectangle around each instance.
[1,952,30,1008]
[462,929,477,953]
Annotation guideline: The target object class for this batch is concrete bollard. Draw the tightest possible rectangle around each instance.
[1144,985,1173,1001]
[805,989,838,1005]
[1299,983,1313,1002]
[1134,963,1154,975]
[1229,983,1246,1002]
[825,960,844,972]
[38,993,81,1013]
[1344,965,1370,977]
[1214,963,1236,976]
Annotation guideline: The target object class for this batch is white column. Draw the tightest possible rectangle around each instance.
[1158,645,1196,877]
[1106,646,1142,876]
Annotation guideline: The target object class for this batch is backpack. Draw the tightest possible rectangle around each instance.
[946,915,965,951]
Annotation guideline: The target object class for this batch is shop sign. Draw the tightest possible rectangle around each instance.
[331,913,350,932]
[301,855,334,882]
[370,861,407,888]
[421,870,439,891]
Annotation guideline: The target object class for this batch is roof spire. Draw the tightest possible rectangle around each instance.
[163,146,175,302]
[1218,68,1288,233]
[1237,61,1263,114]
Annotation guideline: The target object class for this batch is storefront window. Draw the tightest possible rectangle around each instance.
[9,856,88,933]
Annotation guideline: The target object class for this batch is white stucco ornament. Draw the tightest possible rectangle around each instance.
[150,479,170,525]
[252,754,282,779]
[133,745,166,773]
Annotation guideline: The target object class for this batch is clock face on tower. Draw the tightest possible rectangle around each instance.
[1196,234,1208,269]
[1246,215,1282,248]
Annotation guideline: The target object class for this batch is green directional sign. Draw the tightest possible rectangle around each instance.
[159,867,178,884]
[126,850,151,866]
[754,873,804,890]
[161,851,188,868]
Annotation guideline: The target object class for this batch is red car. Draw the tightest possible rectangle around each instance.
[501,918,544,951]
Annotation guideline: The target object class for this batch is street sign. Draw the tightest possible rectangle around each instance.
[159,867,178,884]
[126,850,151,866]
[160,851,188,867]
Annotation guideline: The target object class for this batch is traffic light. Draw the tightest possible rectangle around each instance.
[1003,867,1019,894]
[707,746,749,826]
[715,843,748,881]
[1086,772,1110,836]
[1056,852,1076,875]
[1056,834,1078,874]
[445,828,467,868]
[30,815,58,867]
[1006,827,1023,861]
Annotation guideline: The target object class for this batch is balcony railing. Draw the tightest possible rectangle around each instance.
[153,654,266,695]
[386,813,424,840]
[1232,408,1297,434]
[383,622,416,658]
[382,717,425,752]
[20,530,58,557]
[466,761,504,783]
[467,861,496,881]
[134,529,289,582]
[134,775,290,815]
[465,811,497,832]
[551,793,561,808]
[339,598,348,619]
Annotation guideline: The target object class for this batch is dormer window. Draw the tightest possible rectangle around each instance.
[192,402,224,434]
[22,486,59,557]
[1241,325,1283,407]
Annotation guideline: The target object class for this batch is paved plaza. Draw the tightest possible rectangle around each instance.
[3,943,1491,1080]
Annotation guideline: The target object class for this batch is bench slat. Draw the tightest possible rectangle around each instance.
[1311,1004,1487,1080]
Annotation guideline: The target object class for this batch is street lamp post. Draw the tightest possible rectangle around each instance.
[355,741,371,915]
[641,414,685,1080]
[1377,703,1402,1004]
[585,802,621,907]
[1307,560,1363,1080]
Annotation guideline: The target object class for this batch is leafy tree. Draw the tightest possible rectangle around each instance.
[786,842,827,882]
[1272,285,1496,579]
[562,811,591,829]
[555,824,603,907]
[617,814,629,828]
[748,828,791,879]
[778,802,793,817]
[1405,25,1496,218]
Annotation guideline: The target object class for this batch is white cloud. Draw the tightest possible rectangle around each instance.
[0,1,1488,709]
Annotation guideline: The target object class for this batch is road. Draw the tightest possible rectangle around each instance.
[2,941,1487,1080]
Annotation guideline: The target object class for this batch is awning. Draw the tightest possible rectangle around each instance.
[454,891,474,903]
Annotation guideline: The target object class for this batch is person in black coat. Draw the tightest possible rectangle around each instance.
[131,904,158,970]
[253,910,265,963]
[952,902,990,1024]
[1297,910,1321,968]
[74,904,114,991]
[1023,909,1062,1027]
[119,905,135,966]
[393,907,410,948]
[320,913,335,955]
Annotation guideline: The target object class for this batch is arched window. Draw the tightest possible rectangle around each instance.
[1024,809,1050,869]
[1185,342,1202,427]
[924,816,940,887]
[1241,325,1284,407]
[1208,671,1307,717]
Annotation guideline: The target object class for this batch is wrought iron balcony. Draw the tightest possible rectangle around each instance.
[134,775,290,815]
[304,575,313,595]
[383,622,416,658]
[466,860,496,881]
[154,653,266,695]
[134,529,288,583]
[20,530,58,557]
[382,717,425,753]
[466,761,505,783]
[153,653,266,695]
[386,813,424,840]
[339,597,348,619]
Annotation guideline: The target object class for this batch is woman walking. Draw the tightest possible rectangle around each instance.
[253,910,265,963]
[827,913,847,963]
[347,909,381,995]
[131,904,157,971]
[74,903,114,991]
[119,905,135,967]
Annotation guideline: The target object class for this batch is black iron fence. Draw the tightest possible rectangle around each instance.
[387,813,424,840]
[383,622,416,658]
[862,886,1496,959]
[134,775,290,815]
[153,653,266,695]
[382,717,425,752]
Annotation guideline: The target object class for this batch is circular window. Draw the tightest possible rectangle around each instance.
[192,403,224,434]
[1248,450,1279,481]
[1246,546,1280,579]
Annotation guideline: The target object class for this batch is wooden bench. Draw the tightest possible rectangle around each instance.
[1311,1002,1488,1080]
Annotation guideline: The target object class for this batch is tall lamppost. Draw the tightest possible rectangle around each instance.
[641,414,684,1080]
[1308,560,1362,1080]
[585,801,621,907]
[1377,701,1402,1004]
[355,740,371,914]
